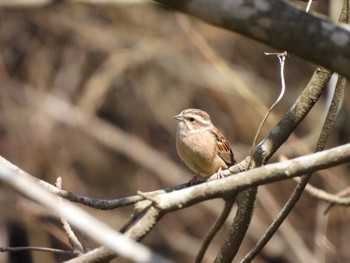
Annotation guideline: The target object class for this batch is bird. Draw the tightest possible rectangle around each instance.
[174,108,235,184]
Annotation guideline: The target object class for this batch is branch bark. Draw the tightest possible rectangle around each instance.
[154,0,350,78]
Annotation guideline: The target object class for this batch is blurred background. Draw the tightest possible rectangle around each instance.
[0,0,349,262]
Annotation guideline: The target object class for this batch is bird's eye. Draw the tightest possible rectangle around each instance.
[188,117,196,122]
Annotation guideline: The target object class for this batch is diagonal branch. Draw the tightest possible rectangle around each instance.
[0,156,172,263]
[242,73,346,263]
[253,66,332,166]
[241,1,349,260]
[194,197,236,263]
[214,188,257,263]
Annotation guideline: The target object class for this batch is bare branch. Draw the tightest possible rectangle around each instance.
[214,188,257,263]
[0,246,77,255]
[249,51,287,166]
[242,69,347,263]
[295,178,350,206]
[37,177,186,210]
[66,206,164,263]
[154,0,350,78]
[241,3,349,259]
[294,178,350,208]
[194,198,236,263]
[56,177,85,256]
[0,157,172,263]
[125,143,350,213]
[254,67,332,166]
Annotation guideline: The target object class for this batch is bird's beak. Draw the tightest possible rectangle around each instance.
[174,114,183,121]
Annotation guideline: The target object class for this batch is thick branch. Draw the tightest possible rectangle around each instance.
[154,0,350,78]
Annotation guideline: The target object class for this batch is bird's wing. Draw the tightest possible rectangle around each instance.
[214,130,236,165]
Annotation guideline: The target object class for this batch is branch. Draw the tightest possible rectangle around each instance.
[0,246,77,256]
[295,178,350,208]
[254,67,332,166]
[214,188,257,263]
[65,206,164,263]
[0,157,172,263]
[154,0,350,78]
[194,198,236,263]
[126,143,350,213]
[36,177,187,210]
[241,2,349,259]
[242,73,346,262]
[56,177,85,255]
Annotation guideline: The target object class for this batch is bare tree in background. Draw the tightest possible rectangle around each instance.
[0,0,349,263]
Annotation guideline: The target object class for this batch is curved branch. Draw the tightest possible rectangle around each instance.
[253,67,332,165]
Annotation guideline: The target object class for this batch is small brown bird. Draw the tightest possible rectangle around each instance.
[174,108,235,182]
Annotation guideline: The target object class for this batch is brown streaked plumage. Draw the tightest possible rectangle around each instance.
[174,108,235,180]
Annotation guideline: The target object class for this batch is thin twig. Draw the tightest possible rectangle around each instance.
[249,51,287,167]
[56,177,85,256]
[293,178,350,208]
[36,176,187,210]
[0,246,78,255]
[324,185,350,214]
